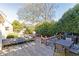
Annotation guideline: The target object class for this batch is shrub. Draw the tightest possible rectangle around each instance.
[54,4,79,34]
[24,25,35,34]
[12,20,24,32]
[35,21,55,37]
[6,33,19,39]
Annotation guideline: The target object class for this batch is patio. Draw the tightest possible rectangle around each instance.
[0,36,79,56]
[0,37,53,56]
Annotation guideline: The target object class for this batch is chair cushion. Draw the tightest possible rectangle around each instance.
[66,38,72,41]
[72,44,79,50]
[69,44,79,54]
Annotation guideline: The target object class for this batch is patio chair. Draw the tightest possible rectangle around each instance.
[41,35,45,43]
[55,44,65,52]
[41,35,51,45]
[66,37,72,41]
[53,44,66,56]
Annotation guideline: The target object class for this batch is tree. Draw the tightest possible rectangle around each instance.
[17,3,55,22]
[12,20,24,32]
[54,4,79,34]
[35,20,55,37]
[24,25,35,34]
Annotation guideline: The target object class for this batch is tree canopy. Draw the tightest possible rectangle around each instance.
[54,4,79,34]
[35,20,56,37]
[17,3,54,22]
[12,20,24,32]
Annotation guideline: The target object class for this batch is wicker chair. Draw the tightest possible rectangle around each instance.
[54,44,66,55]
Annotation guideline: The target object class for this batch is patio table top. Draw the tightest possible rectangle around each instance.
[55,39,74,48]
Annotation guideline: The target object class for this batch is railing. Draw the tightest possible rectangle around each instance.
[2,37,26,46]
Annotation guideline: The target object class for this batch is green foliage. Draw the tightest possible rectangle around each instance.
[12,20,24,32]
[24,25,35,34]
[35,21,55,37]
[6,33,19,39]
[53,4,79,34]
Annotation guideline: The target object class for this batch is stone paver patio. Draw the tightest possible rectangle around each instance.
[0,38,54,56]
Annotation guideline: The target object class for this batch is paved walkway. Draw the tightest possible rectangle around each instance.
[0,38,54,56]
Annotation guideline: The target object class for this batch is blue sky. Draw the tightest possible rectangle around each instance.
[0,3,76,23]
[0,3,24,23]
[54,3,76,21]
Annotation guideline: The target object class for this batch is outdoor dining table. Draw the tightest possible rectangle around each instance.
[54,39,74,55]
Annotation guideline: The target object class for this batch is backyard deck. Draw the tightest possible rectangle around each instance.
[0,37,78,56]
[0,38,54,56]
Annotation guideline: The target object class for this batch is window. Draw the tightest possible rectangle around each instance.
[5,27,9,31]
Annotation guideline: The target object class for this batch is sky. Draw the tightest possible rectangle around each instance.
[54,3,76,21]
[0,3,24,23]
[0,3,77,23]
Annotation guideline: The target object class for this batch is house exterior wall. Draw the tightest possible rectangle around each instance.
[4,21,13,37]
[0,11,13,38]
[0,24,6,38]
